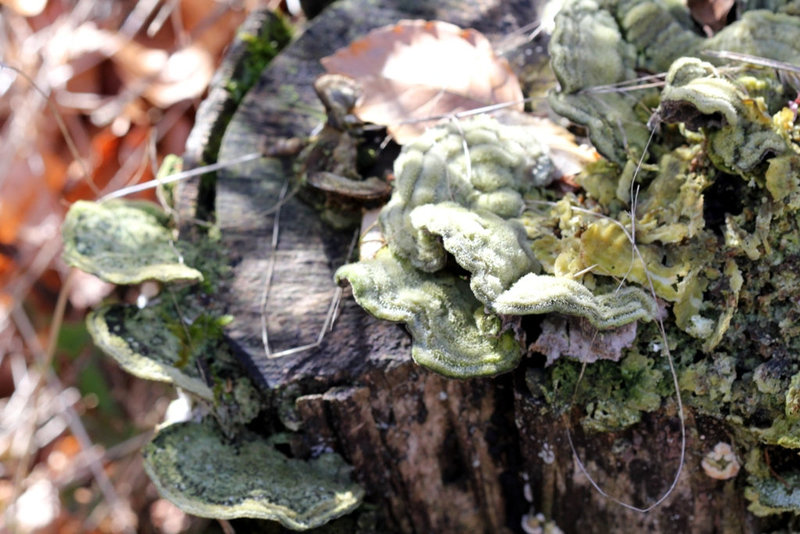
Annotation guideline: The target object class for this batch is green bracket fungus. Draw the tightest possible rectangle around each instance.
[548,0,650,163]
[408,202,540,305]
[87,303,214,399]
[380,115,553,272]
[337,115,665,377]
[87,300,262,432]
[335,248,521,378]
[62,200,203,284]
[658,57,789,176]
[548,0,800,164]
[493,273,657,329]
[143,420,364,530]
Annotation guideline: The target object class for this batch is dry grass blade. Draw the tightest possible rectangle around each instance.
[529,126,686,513]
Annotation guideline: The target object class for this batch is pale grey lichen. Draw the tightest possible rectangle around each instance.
[143,420,364,530]
[62,200,203,284]
[745,473,800,516]
[538,0,800,516]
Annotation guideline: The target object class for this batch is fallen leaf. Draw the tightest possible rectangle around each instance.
[322,20,523,143]
[113,41,214,108]
[1,0,47,16]
[529,315,638,366]
[688,0,735,34]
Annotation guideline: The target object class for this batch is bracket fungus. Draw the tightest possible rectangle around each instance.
[379,115,553,272]
[143,420,364,530]
[66,195,362,528]
[335,0,800,514]
[87,303,215,399]
[548,0,800,164]
[336,247,522,378]
[62,200,203,284]
[337,115,659,378]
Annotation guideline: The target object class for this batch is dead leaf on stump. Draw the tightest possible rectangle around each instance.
[530,315,639,366]
[688,0,735,34]
[321,19,523,144]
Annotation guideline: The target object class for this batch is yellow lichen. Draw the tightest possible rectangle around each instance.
[579,220,684,301]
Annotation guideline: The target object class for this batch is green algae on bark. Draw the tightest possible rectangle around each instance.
[143,420,364,530]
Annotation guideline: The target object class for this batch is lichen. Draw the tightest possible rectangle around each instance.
[62,200,203,284]
[745,472,800,516]
[143,420,364,530]
[540,0,800,514]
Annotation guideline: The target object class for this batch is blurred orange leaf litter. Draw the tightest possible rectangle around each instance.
[321,19,523,143]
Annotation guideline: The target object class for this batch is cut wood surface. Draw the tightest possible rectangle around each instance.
[177,1,782,532]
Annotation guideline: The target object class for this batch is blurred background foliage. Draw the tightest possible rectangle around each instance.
[0,1,301,531]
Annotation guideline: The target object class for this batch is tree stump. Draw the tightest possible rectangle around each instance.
[176,1,794,532]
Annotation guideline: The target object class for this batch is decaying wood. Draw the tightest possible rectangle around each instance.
[177,1,782,532]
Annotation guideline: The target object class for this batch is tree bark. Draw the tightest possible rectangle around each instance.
[177,1,785,532]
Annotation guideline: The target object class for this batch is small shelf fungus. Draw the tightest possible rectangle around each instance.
[87,303,215,399]
[62,200,203,284]
[701,442,740,480]
[143,420,364,530]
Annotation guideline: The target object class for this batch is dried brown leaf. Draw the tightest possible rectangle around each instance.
[688,0,735,34]
[529,315,638,366]
[321,20,523,143]
[0,0,47,17]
